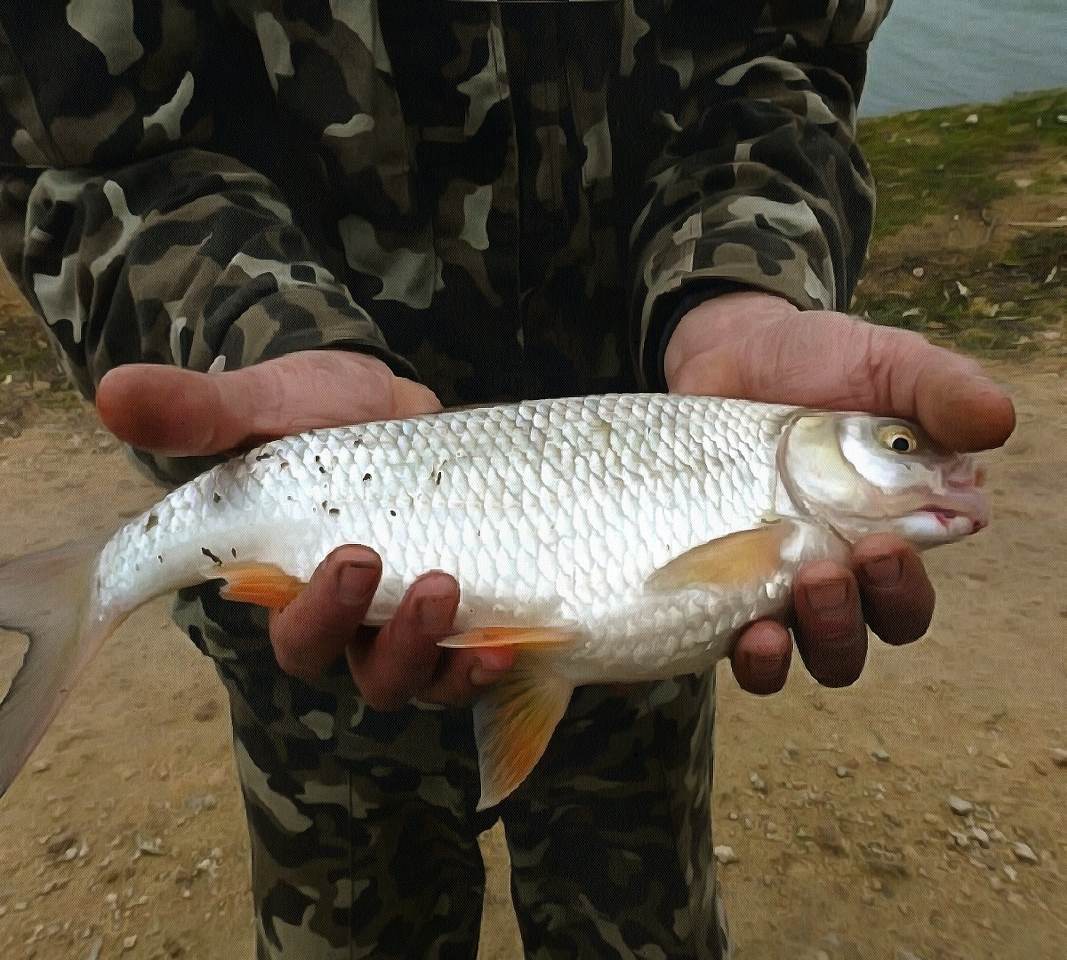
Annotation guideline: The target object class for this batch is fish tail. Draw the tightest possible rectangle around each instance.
[0,537,118,797]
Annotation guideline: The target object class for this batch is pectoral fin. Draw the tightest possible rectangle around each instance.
[217,563,305,610]
[647,519,795,592]
[473,653,573,811]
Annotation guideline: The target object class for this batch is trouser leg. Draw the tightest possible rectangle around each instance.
[500,674,731,960]
[175,588,490,960]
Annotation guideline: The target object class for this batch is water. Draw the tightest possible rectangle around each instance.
[861,0,1066,116]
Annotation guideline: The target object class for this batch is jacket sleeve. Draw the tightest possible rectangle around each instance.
[627,0,890,390]
[0,6,414,483]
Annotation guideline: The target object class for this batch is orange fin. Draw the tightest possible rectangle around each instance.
[646,519,795,592]
[473,654,573,811]
[217,563,304,610]
[437,626,577,650]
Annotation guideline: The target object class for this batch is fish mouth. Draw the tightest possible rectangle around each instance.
[913,491,990,534]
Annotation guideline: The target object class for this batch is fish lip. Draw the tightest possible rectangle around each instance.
[913,490,990,531]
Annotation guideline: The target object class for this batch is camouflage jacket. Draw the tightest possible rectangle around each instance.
[0,1,886,484]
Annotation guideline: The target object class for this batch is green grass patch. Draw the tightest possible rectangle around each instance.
[858,89,1067,239]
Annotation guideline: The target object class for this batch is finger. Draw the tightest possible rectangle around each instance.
[730,620,793,695]
[852,534,936,646]
[793,560,868,687]
[672,314,1015,452]
[96,353,441,456]
[268,546,382,681]
[419,644,517,707]
[346,572,460,710]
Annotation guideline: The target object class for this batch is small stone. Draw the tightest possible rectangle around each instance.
[990,829,1007,842]
[965,113,979,124]
[714,845,739,865]
[15,900,27,911]
[947,795,973,816]
[1050,748,1067,768]
[836,766,851,778]
[1004,865,1018,882]
[994,753,1012,768]
[122,935,137,951]
[105,893,118,908]
[749,772,767,793]
[31,759,51,774]
[910,268,924,280]
[895,949,924,960]
[971,827,990,847]
[1057,115,1067,124]
[1011,841,1038,864]
[871,748,890,762]
[923,813,939,825]
[136,835,163,856]
[728,811,738,821]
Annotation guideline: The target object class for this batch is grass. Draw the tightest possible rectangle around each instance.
[857,89,1067,239]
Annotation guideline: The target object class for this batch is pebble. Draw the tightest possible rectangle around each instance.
[1051,748,1067,768]
[1011,841,1038,864]
[1004,865,1018,882]
[871,748,890,762]
[714,845,739,865]
[910,268,924,280]
[122,935,138,951]
[835,766,851,778]
[947,795,973,816]
[923,813,939,825]
[994,753,1012,768]
[965,113,979,124]
[749,772,767,793]
[896,951,924,960]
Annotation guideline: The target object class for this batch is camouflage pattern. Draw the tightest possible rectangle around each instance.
[0,1,888,955]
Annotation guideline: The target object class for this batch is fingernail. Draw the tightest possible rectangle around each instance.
[470,658,510,687]
[807,579,849,613]
[415,593,454,633]
[337,562,376,607]
[862,555,902,588]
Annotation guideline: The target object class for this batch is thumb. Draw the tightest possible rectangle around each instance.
[96,351,441,456]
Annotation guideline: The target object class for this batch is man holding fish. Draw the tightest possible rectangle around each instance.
[0,2,1013,958]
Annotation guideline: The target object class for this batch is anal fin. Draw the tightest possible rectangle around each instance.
[217,563,304,610]
[473,653,573,812]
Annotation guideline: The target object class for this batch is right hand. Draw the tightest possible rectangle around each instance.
[96,350,517,707]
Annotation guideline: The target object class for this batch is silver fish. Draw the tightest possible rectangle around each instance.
[0,394,989,809]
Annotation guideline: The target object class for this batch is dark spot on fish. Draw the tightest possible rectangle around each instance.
[314,455,321,463]
[158,555,163,564]
[329,508,340,517]
[321,500,328,510]
[389,509,397,517]
[352,437,362,447]
[363,473,371,482]
[318,465,326,474]
[436,472,442,486]
[145,513,158,531]
[256,452,272,461]
[279,461,289,471]
[212,492,221,504]
[201,547,222,565]
[287,495,295,502]
[231,547,238,559]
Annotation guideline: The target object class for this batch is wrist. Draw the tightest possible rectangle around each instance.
[663,291,799,390]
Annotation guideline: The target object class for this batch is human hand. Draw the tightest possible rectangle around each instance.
[96,350,516,707]
[664,291,1015,694]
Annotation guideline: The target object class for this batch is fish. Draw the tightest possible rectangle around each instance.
[0,393,989,810]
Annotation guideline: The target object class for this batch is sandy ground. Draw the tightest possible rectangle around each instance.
[0,355,1064,960]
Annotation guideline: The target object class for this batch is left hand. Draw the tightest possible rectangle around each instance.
[664,291,1015,693]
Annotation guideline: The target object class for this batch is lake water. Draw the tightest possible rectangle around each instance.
[861,0,1066,115]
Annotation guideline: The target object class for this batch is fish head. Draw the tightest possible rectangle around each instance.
[779,412,989,548]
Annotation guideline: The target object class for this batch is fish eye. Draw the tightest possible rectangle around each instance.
[879,425,918,454]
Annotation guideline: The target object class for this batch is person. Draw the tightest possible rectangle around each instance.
[0,3,1014,958]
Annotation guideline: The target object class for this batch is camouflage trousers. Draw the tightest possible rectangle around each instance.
[176,587,731,960]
